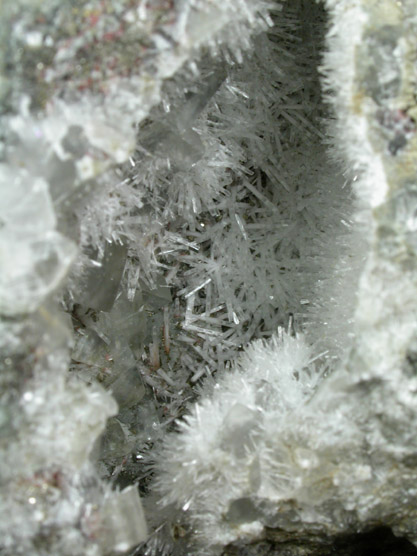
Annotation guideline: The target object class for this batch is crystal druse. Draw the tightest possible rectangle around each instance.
[1,1,417,555]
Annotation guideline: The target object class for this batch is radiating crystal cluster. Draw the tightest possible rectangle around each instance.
[0,0,274,554]
[155,1,417,554]
[2,0,417,555]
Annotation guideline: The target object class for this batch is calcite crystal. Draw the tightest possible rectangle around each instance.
[2,0,417,555]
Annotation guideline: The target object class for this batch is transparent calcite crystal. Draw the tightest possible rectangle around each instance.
[0,232,76,314]
[96,486,148,554]
[0,166,76,316]
[75,241,128,313]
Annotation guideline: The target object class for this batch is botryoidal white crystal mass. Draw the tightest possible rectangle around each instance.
[1,0,417,555]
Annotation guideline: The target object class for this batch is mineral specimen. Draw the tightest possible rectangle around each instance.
[2,0,417,555]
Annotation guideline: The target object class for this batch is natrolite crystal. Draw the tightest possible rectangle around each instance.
[1,1,417,555]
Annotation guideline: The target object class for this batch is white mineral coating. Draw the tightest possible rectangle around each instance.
[20,375,118,471]
[0,468,103,556]
[0,302,118,556]
[0,308,117,475]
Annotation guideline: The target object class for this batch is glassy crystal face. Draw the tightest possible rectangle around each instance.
[97,486,148,554]
[0,231,76,316]
[0,166,77,316]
